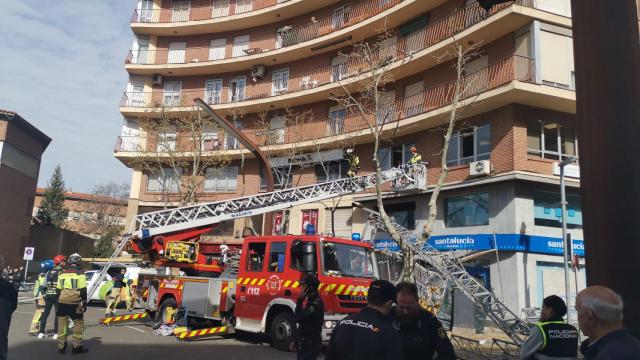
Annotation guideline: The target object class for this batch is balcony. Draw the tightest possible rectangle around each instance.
[121,0,553,114]
[116,55,574,162]
[130,0,341,35]
[114,133,245,155]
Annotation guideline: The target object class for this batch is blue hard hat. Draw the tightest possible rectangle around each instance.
[40,260,54,272]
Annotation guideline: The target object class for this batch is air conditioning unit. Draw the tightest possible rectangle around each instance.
[251,64,266,79]
[469,160,491,176]
[152,74,163,84]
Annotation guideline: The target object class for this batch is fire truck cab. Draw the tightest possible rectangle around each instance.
[137,235,378,350]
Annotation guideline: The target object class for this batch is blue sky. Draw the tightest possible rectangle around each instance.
[0,1,134,192]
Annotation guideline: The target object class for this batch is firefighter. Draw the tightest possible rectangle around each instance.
[392,282,456,360]
[55,253,88,354]
[29,260,52,335]
[105,268,127,317]
[38,255,65,339]
[519,295,578,359]
[290,272,324,360]
[326,280,403,360]
[345,148,360,177]
[407,146,422,164]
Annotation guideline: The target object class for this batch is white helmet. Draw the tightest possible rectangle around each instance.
[346,148,353,154]
[68,253,82,266]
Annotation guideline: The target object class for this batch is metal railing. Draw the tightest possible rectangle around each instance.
[114,134,244,153]
[126,0,401,64]
[132,0,288,24]
[118,55,535,151]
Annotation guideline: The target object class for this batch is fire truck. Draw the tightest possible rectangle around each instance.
[93,163,427,348]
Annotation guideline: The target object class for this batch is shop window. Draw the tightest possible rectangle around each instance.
[268,242,286,272]
[246,242,266,272]
[446,124,491,166]
[533,190,582,228]
[445,192,489,227]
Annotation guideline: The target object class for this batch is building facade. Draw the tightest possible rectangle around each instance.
[0,110,51,266]
[117,0,580,317]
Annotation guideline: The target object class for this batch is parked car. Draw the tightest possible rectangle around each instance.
[85,270,113,303]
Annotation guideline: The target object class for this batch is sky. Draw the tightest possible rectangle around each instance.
[0,1,135,192]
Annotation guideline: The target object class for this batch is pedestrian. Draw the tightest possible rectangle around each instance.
[392,282,456,360]
[0,255,18,360]
[290,272,324,360]
[29,260,53,335]
[55,253,88,354]
[576,286,640,359]
[105,268,127,317]
[407,146,422,164]
[519,295,578,359]
[39,255,65,339]
[326,280,403,360]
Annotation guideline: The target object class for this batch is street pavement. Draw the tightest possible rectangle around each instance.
[8,303,297,360]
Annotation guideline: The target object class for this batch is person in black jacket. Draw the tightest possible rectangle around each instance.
[326,280,403,360]
[0,256,18,360]
[291,272,324,360]
[577,286,640,360]
[392,282,456,360]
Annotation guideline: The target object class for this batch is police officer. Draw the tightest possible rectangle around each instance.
[29,260,52,335]
[519,295,578,359]
[393,282,456,360]
[39,255,65,339]
[326,280,403,360]
[345,148,360,177]
[55,253,88,354]
[291,272,324,360]
[407,146,422,165]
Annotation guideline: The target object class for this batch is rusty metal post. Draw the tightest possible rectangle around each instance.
[571,0,640,336]
[193,98,274,235]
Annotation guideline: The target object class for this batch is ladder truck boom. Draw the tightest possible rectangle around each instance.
[360,207,531,344]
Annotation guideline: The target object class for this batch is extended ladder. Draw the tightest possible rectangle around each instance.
[361,208,531,344]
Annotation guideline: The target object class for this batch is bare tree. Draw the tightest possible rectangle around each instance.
[131,107,232,207]
[84,182,129,235]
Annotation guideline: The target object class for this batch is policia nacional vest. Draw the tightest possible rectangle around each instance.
[536,321,579,358]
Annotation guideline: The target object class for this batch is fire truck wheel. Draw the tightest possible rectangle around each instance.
[157,297,177,323]
[270,311,297,351]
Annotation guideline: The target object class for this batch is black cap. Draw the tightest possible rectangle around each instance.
[543,295,568,318]
[367,280,397,305]
[299,272,320,290]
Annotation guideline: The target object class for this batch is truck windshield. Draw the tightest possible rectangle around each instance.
[322,242,375,278]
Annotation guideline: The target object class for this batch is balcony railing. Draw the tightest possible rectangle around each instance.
[117,55,537,152]
[126,0,401,65]
[121,0,532,109]
[114,134,244,153]
[132,0,290,24]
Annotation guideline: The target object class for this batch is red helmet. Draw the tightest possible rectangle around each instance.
[410,146,417,153]
[53,255,66,265]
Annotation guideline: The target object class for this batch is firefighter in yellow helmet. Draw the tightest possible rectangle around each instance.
[408,146,422,165]
[55,253,88,354]
[346,148,360,177]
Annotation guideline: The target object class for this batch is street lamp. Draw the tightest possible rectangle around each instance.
[559,155,578,322]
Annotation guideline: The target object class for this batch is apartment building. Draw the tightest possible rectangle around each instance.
[0,110,51,266]
[116,0,579,316]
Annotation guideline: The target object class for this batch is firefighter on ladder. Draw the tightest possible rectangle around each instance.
[346,148,360,178]
[407,146,422,165]
[55,253,88,354]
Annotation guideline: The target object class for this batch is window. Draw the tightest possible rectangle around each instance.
[235,0,253,13]
[167,41,186,64]
[332,5,351,29]
[445,192,490,227]
[385,203,415,230]
[147,168,180,192]
[212,0,230,17]
[404,81,424,116]
[225,120,243,149]
[163,81,182,106]
[377,143,415,171]
[232,35,249,57]
[171,0,190,22]
[229,76,246,102]
[533,190,582,228]
[133,36,149,64]
[378,36,397,64]
[290,240,316,271]
[268,242,286,272]
[246,242,266,272]
[268,116,285,144]
[129,78,145,107]
[315,160,349,182]
[301,209,319,234]
[322,242,375,278]
[328,106,346,135]
[446,124,491,166]
[527,121,578,160]
[205,79,222,105]
[138,0,154,22]
[156,127,177,151]
[331,55,348,82]
[275,26,292,49]
[204,166,238,192]
[377,90,395,125]
[271,68,289,95]
[540,29,574,89]
[273,167,294,189]
[208,38,226,61]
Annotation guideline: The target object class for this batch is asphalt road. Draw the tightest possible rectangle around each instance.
[8,303,297,360]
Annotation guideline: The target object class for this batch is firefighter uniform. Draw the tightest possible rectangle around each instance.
[29,273,46,335]
[392,308,456,360]
[105,272,128,316]
[40,265,62,336]
[408,152,422,164]
[326,306,403,360]
[55,266,87,353]
[293,276,324,360]
[347,154,360,177]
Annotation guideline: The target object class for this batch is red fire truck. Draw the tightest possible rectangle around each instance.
[135,234,377,350]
